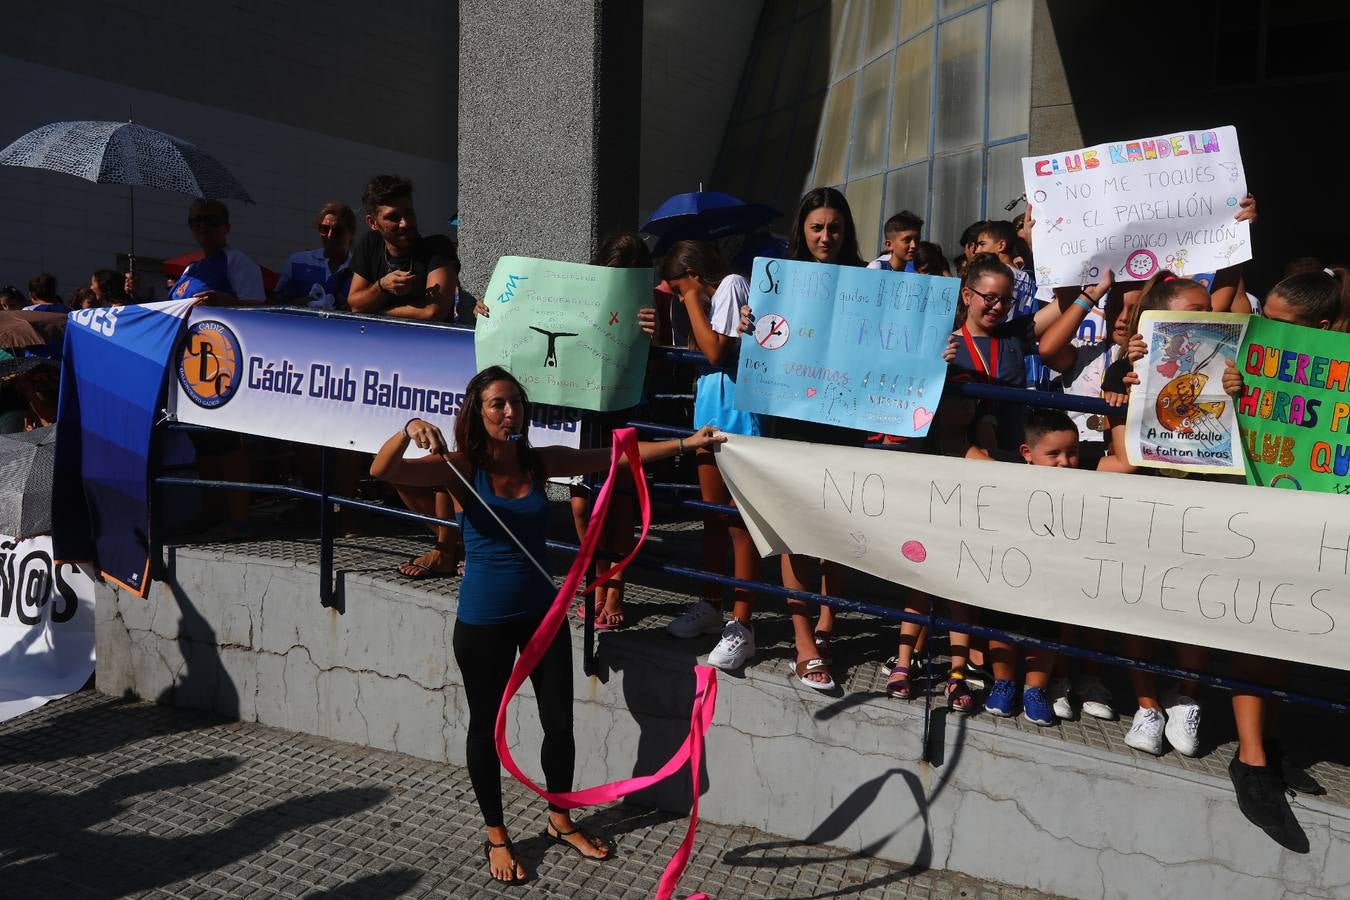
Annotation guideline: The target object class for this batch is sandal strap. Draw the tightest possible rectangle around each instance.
[887,664,910,679]
[549,823,580,838]
[947,670,966,682]
[485,838,514,849]
[795,657,830,677]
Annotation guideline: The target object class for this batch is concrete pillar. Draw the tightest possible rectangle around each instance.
[457,0,644,292]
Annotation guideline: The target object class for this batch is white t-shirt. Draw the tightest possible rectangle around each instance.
[704,274,747,373]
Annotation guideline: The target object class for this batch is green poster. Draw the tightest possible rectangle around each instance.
[1236,316,1350,493]
[474,256,652,412]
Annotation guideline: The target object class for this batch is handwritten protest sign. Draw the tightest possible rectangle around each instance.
[476,257,651,411]
[716,434,1347,671]
[1236,317,1350,493]
[1022,126,1251,287]
[1125,311,1247,475]
[733,258,956,437]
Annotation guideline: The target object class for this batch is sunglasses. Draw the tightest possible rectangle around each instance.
[965,288,1013,307]
[188,215,225,227]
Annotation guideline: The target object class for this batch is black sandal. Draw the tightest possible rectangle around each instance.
[545,822,612,861]
[483,838,527,886]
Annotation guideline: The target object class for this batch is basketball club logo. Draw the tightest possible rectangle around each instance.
[178,320,242,409]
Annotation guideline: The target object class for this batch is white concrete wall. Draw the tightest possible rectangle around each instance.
[0,54,456,298]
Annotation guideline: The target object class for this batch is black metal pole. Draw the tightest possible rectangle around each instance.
[921,602,936,763]
[582,414,597,676]
[318,446,335,609]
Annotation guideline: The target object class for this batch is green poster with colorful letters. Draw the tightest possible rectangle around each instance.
[475,256,652,412]
[1236,316,1350,493]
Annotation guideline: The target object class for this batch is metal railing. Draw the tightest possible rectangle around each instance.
[150,349,1348,767]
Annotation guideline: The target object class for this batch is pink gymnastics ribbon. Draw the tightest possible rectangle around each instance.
[492,427,716,900]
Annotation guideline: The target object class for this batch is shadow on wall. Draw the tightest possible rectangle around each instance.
[720,715,971,899]
[157,548,240,718]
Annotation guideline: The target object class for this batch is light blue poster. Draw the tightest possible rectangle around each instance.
[735,258,958,436]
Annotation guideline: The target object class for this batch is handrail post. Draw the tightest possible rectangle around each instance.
[921,602,936,764]
[318,446,336,609]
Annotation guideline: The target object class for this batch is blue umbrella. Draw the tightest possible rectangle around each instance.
[641,191,778,252]
[0,119,254,271]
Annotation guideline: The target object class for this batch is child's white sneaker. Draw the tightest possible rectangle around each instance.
[1162,691,1201,757]
[1124,706,1165,756]
[707,620,754,670]
[1074,675,1116,720]
[1049,678,1074,720]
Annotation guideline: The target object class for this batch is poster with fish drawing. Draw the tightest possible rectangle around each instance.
[1125,310,1248,475]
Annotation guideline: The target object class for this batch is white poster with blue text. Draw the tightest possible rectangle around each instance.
[170,310,582,451]
[735,259,957,437]
[1023,125,1251,287]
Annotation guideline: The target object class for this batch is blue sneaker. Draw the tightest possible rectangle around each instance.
[984,679,1016,717]
[1022,685,1056,726]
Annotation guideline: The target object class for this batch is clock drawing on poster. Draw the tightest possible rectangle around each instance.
[754,313,790,350]
[1125,249,1159,279]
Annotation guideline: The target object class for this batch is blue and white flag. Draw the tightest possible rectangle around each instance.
[53,299,195,595]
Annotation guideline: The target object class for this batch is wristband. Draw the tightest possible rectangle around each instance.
[403,418,418,439]
[1073,296,1095,313]
[678,437,685,455]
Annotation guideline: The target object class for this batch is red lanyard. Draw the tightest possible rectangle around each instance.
[960,324,999,383]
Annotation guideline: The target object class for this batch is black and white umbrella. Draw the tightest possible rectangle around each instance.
[0,427,55,539]
[0,120,254,272]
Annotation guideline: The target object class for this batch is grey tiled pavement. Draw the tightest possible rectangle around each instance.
[0,691,1060,900]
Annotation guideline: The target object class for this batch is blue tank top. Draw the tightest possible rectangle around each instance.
[455,467,553,624]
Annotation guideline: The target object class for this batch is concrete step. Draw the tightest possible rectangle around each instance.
[96,530,1350,899]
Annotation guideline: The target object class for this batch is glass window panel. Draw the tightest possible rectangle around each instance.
[753,109,797,204]
[777,5,831,108]
[985,139,1028,226]
[741,28,787,117]
[940,0,982,14]
[900,0,935,37]
[763,0,800,32]
[846,173,886,260]
[888,30,932,166]
[812,73,857,186]
[789,92,829,200]
[930,148,982,254]
[989,0,1032,139]
[715,121,760,201]
[934,10,986,152]
[849,52,893,178]
[863,0,899,61]
[884,162,930,228]
[831,0,868,78]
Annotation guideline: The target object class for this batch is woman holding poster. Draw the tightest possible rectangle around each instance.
[773,187,867,690]
[371,366,724,886]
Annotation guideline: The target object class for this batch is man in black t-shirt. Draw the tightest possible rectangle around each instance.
[348,174,462,322]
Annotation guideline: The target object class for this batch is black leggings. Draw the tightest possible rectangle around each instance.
[452,616,574,827]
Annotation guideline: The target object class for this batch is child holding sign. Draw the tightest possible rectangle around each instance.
[1217,267,1341,836]
[660,241,763,672]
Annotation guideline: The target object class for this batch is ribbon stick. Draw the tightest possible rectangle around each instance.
[492,427,717,900]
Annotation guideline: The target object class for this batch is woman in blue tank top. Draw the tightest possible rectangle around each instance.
[371,365,723,887]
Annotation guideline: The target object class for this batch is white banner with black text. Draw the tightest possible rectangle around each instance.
[0,535,98,722]
[715,435,1347,671]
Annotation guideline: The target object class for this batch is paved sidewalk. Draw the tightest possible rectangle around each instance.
[0,691,1057,900]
